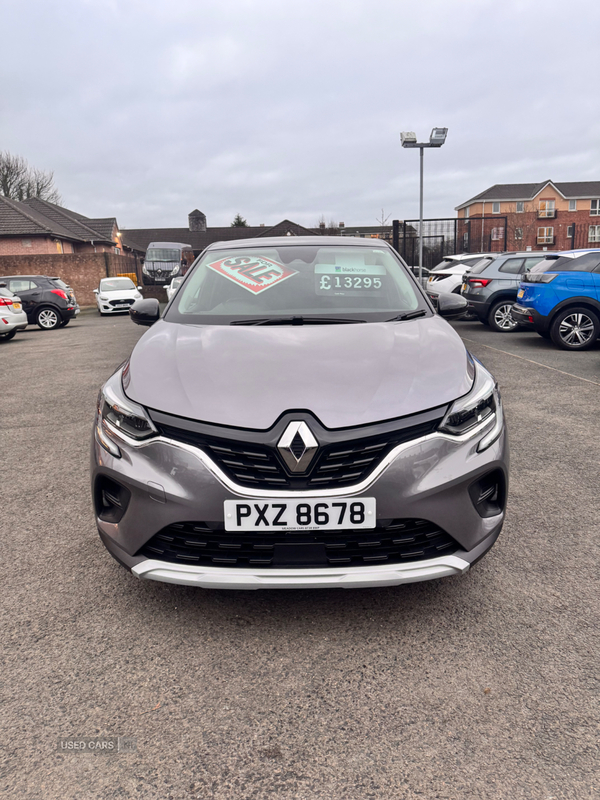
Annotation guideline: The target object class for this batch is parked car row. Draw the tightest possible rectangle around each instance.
[427,248,600,350]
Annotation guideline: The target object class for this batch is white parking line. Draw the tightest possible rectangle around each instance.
[461,337,600,387]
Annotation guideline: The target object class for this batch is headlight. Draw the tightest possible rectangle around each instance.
[99,295,108,301]
[439,363,503,451]
[98,368,157,441]
[142,265,149,274]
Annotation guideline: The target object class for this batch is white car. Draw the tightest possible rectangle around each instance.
[94,277,143,315]
[166,276,183,302]
[0,284,28,341]
[427,254,493,295]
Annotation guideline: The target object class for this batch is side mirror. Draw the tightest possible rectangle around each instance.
[137,286,143,291]
[436,292,468,320]
[130,298,160,327]
[93,289,98,293]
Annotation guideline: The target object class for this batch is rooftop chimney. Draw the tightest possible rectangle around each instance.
[188,209,207,232]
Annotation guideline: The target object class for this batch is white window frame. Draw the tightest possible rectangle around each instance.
[567,225,574,239]
[464,206,470,219]
[491,227,504,241]
[538,200,555,218]
[492,202,500,214]
[588,225,600,242]
[516,201,524,213]
[537,227,554,244]
[569,200,577,212]
[514,227,523,240]
[590,200,600,216]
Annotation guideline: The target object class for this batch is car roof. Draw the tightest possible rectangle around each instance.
[1,274,57,280]
[147,241,192,248]
[204,236,395,250]
[442,253,493,260]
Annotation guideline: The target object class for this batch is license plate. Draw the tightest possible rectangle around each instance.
[517,289,524,299]
[12,302,21,309]
[224,497,376,532]
[116,303,129,307]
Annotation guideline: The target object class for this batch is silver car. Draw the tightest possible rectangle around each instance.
[0,283,28,341]
[92,237,508,590]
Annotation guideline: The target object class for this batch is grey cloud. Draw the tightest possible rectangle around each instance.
[1,0,599,228]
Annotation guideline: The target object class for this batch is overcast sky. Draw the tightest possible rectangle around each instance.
[2,0,599,230]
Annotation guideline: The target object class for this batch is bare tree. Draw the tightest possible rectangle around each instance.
[315,215,340,235]
[503,202,539,249]
[376,208,391,229]
[0,151,62,204]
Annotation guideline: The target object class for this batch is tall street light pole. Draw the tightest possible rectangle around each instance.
[400,128,448,285]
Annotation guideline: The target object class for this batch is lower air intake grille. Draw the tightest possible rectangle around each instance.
[136,519,459,569]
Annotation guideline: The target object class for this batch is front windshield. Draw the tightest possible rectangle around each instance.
[100,278,135,292]
[166,245,426,325]
[146,248,180,262]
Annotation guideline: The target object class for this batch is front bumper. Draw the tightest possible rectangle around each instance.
[98,302,134,314]
[92,409,509,590]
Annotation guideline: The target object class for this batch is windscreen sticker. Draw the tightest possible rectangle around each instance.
[207,256,298,294]
[315,264,386,275]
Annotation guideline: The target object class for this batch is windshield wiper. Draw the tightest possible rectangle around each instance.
[230,316,366,326]
[386,310,428,322]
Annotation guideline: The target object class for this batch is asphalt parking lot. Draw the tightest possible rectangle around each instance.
[2,311,600,800]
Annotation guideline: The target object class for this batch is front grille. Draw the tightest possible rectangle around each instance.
[137,519,459,569]
[109,298,135,307]
[155,417,442,491]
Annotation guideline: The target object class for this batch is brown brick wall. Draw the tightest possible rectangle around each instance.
[0,253,140,306]
[0,237,63,255]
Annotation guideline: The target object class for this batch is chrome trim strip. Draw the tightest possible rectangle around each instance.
[132,554,470,590]
[103,414,497,499]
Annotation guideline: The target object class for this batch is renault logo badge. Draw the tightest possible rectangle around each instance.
[277,421,318,473]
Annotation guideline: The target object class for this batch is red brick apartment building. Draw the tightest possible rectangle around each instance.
[456,181,600,252]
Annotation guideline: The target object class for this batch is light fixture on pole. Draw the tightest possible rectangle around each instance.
[400,128,448,284]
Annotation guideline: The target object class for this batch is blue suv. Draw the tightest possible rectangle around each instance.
[511,250,600,349]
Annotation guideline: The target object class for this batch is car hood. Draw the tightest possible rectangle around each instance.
[126,316,473,430]
[100,290,140,300]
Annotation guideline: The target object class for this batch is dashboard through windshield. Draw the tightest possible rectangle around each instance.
[165,245,428,325]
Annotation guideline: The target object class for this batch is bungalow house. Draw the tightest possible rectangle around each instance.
[121,210,321,257]
[0,195,131,256]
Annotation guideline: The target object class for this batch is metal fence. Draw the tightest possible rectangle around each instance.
[392,217,508,269]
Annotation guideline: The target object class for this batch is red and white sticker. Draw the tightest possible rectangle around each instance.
[207,256,298,295]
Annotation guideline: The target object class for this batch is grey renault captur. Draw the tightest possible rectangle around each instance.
[92,237,508,590]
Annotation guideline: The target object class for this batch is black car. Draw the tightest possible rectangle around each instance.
[1,275,80,330]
